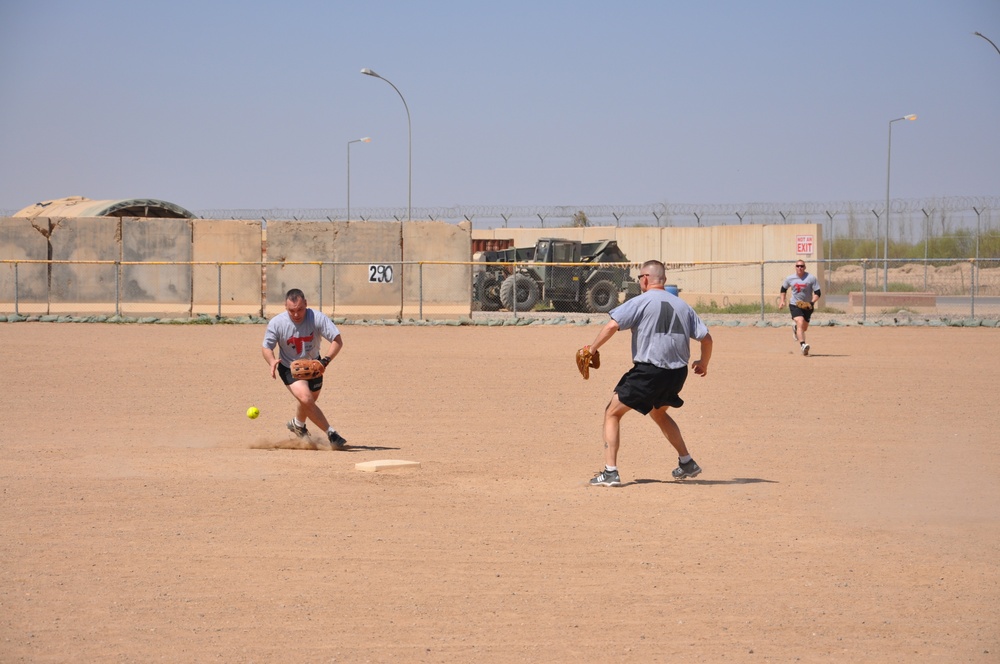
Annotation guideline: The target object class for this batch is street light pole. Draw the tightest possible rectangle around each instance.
[347,137,371,222]
[360,68,411,221]
[885,114,917,291]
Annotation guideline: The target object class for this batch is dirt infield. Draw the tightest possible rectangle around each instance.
[1,322,997,662]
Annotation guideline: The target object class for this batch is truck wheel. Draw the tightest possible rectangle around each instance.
[499,274,539,311]
[477,274,502,311]
[585,279,617,313]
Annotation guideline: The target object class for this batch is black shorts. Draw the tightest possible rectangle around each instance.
[277,362,324,392]
[789,304,813,322]
[614,362,688,415]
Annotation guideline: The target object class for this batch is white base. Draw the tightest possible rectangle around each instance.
[355,459,421,472]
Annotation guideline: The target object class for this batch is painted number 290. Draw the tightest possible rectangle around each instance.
[368,264,394,283]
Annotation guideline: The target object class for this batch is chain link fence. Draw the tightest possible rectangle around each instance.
[470,258,1000,321]
[0,259,478,321]
[2,258,999,322]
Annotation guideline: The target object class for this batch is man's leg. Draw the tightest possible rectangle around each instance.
[287,381,331,431]
[651,405,701,479]
[648,406,689,457]
[603,393,633,468]
[793,314,806,343]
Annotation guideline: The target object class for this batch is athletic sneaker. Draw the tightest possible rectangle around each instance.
[286,420,309,439]
[672,458,702,479]
[801,343,810,356]
[589,469,621,487]
[328,430,348,450]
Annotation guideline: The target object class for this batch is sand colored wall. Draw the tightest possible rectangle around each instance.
[472,223,824,302]
[0,216,50,306]
[332,221,402,318]
[50,217,119,308]
[192,220,262,315]
[4,216,822,315]
[402,221,471,318]
[260,220,473,318]
[264,220,344,314]
[761,224,824,301]
[121,217,193,311]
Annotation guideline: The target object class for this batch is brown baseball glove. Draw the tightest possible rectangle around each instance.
[796,300,813,311]
[575,346,601,380]
[289,358,325,381]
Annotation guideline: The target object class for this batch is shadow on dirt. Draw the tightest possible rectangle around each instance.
[250,439,400,452]
[628,477,779,486]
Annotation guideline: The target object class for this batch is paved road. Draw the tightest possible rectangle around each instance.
[823,294,1000,315]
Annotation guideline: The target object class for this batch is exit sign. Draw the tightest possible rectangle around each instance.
[796,235,814,255]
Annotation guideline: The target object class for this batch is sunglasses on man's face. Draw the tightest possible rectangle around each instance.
[795,265,806,269]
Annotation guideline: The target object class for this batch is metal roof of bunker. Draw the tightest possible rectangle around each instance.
[13,196,195,219]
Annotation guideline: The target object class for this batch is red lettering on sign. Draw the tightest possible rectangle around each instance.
[796,235,814,255]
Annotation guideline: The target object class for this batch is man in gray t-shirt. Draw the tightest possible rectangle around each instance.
[582,260,713,487]
[262,288,348,449]
[779,260,821,356]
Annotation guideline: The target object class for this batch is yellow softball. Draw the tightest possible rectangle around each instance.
[246,406,260,419]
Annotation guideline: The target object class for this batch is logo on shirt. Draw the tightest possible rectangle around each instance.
[286,334,314,354]
[655,302,686,335]
[793,283,808,294]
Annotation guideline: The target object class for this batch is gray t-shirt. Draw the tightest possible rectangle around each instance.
[781,272,820,305]
[262,309,341,366]
[610,289,709,370]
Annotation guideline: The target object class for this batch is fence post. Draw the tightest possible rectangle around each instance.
[419,262,424,320]
[13,262,19,316]
[970,259,976,319]
[115,261,121,317]
[759,262,765,322]
[217,263,222,319]
[512,258,518,318]
[318,263,324,313]
[259,261,265,318]
[861,260,868,323]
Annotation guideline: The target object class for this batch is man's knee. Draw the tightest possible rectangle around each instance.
[289,384,319,404]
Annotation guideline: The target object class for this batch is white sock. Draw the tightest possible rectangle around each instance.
[293,418,305,428]
[605,465,617,472]
[679,455,692,464]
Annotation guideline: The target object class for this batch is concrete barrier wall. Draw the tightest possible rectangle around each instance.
[0,216,49,306]
[192,219,262,315]
[402,221,471,317]
[50,217,119,310]
[122,218,193,313]
[258,220,475,318]
[4,216,825,316]
[265,220,342,313]
[333,221,402,318]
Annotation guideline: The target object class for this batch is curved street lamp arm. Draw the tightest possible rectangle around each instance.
[974,32,1000,57]
[361,68,412,221]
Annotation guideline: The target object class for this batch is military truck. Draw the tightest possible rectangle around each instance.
[473,238,639,313]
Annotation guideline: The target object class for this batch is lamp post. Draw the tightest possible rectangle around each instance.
[347,137,371,221]
[884,114,917,291]
[360,68,411,221]
[974,32,1000,57]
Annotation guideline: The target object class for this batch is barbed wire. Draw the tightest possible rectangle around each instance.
[192,196,998,224]
[5,196,996,226]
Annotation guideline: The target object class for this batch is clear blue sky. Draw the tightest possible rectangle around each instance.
[1,0,998,214]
